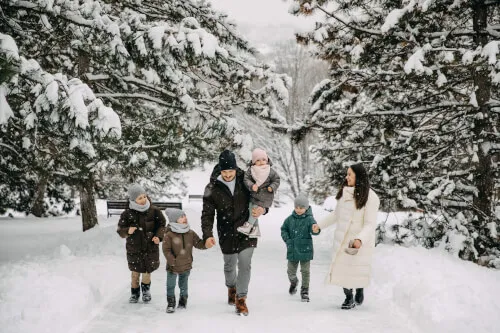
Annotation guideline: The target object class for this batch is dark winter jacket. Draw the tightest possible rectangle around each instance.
[280,207,320,262]
[243,159,280,208]
[201,164,257,254]
[117,204,166,273]
[162,228,206,274]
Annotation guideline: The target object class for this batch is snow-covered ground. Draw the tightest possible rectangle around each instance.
[1,169,499,333]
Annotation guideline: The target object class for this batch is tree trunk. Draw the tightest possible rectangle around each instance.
[79,175,98,231]
[471,2,495,255]
[31,173,48,217]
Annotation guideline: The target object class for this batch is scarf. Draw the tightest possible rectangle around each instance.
[217,175,236,195]
[129,199,150,212]
[343,186,355,201]
[250,164,270,187]
[169,222,191,234]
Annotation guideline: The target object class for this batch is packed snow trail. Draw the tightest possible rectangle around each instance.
[1,201,499,333]
[78,203,418,333]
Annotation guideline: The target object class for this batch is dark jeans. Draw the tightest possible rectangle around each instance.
[166,270,190,297]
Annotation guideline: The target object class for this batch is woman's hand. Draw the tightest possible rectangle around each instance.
[128,227,137,234]
[252,184,258,192]
[352,239,362,248]
[152,236,160,244]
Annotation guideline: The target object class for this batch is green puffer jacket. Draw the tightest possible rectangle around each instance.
[280,207,320,262]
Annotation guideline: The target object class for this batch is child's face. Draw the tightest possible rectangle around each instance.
[135,194,148,205]
[254,159,268,166]
[294,206,306,215]
[177,215,188,224]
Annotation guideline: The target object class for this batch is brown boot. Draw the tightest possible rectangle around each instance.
[227,287,236,305]
[235,296,248,316]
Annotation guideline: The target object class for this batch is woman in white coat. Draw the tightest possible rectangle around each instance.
[313,164,380,309]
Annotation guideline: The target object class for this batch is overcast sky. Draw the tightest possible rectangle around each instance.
[208,0,316,51]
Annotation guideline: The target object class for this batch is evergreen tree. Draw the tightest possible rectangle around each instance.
[289,0,500,266]
[1,1,289,229]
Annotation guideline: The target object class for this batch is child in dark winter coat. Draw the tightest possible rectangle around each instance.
[117,184,166,303]
[238,148,280,238]
[163,208,213,313]
[280,193,320,302]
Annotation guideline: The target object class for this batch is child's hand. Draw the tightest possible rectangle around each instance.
[252,184,258,192]
[152,236,160,244]
[128,227,137,234]
[312,224,320,233]
[267,187,273,192]
[205,237,216,248]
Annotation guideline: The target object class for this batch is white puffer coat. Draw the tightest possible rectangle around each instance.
[318,187,380,288]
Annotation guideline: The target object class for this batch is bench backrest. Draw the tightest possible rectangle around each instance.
[107,201,182,217]
[188,194,204,201]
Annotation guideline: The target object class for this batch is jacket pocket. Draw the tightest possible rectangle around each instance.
[295,239,313,253]
[126,233,141,253]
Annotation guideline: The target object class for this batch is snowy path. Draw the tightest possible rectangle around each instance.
[78,204,418,333]
[1,202,499,333]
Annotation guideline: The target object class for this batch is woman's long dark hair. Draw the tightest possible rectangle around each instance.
[336,163,370,209]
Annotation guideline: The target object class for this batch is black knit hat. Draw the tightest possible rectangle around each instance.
[219,150,237,170]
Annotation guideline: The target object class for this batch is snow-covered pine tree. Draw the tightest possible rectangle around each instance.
[1,0,289,229]
[0,32,122,228]
[289,0,500,267]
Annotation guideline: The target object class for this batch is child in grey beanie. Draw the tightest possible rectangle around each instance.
[280,193,320,302]
[162,208,214,313]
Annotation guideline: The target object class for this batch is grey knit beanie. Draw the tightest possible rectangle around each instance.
[128,183,146,201]
[294,193,310,209]
[165,208,186,223]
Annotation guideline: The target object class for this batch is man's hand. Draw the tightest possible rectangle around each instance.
[251,206,265,218]
[128,227,137,235]
[353,239,362,249]
[152,236,160,244]
[252,184,258,192]
[205,237,216,248]
[267,187,273,192]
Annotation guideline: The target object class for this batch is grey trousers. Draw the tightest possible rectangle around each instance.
[287,260,310,288]
[223,247,255,298]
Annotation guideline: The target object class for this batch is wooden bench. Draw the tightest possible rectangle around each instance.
[106,200,182,218]
[188,194,204,202]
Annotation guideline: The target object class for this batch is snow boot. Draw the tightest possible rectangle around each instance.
[228,287,236,305]
[248,224,261,238]
[355,288,364,306]
[141,283,151,303]
[237,222,253,235]
[129,287,140,303]
[289,280,298,295]
[178,295,188,309]
[300,287,310,302]
[166,296,176,313]
[341,288,355,309]
[235,296,249,316]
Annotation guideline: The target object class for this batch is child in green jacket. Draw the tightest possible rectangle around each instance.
[280,193,320,302]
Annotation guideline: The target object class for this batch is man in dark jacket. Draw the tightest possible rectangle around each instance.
[201,150,265,316]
